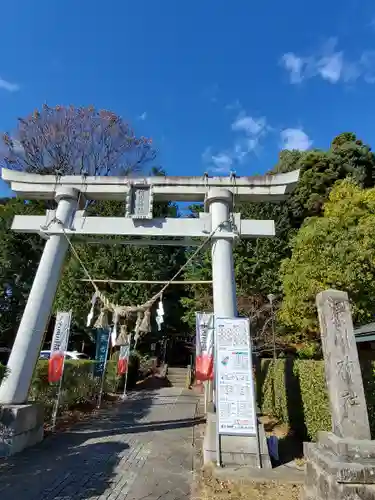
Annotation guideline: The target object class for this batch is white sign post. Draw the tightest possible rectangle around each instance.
[50,311,72,431]
[215,317,261,467]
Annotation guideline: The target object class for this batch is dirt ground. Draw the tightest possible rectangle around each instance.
[192,396,303,500]
[195,470,302,500]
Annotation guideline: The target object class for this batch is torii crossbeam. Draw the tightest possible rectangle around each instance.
[0,168,299,407]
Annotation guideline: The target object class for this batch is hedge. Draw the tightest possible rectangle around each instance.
[258,359,375,441]
[0,359,125,420]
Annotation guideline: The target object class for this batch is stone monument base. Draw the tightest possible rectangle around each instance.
[0,403,44,457]
[303,431,375,499]
[203,411,272,468]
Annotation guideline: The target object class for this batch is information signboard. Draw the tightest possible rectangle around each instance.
[215,317,257,435]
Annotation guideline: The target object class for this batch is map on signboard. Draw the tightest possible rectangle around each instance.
[216,317,257,436]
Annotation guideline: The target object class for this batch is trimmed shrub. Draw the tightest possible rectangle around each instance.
[294,360,331,440]
[258,359,375,441]
[0,360,121,420]
[360,359,375,436]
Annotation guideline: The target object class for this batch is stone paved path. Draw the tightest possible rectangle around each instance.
[0,387,203,500]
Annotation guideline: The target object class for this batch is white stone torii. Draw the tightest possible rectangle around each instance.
[0,168,299,405]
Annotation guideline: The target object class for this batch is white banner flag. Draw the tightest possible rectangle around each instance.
[49,311,72,383]
[195,312,214,381]
[51,312,72,353]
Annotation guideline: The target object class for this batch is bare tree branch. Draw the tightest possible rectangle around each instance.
[1,104,156,176]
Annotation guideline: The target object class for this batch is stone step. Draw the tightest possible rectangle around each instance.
[167,367,189,387]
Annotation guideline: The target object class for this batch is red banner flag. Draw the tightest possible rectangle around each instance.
[118,345,130,375]
[48,311,71,383]
[195,313,214,382]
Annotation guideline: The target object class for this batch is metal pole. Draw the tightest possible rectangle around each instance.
[204,381,208,413]
[214,322,222,467]
[121,349,131,400]
[267,294,277,363]
[253,372,263,469]
[96,331,111,409]
[0,187,79,405]
[51,358,67,432]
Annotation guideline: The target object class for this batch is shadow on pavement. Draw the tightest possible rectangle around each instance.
[0,390,155,499]
[73,415,206,436]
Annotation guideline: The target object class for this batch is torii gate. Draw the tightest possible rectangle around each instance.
[0,168,299,406]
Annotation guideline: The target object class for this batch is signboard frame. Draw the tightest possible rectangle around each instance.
[214,316,260,467]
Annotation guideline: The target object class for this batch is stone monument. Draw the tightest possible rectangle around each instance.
[303,289,375,500]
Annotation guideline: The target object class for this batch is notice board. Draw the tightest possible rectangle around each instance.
[215,317,257,435]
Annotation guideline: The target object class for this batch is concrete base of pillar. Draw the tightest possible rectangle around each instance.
[0,403,44,457]
[302,431,375,499]
[203,411,272,468]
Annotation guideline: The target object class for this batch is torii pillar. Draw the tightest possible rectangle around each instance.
[207,188,237,318]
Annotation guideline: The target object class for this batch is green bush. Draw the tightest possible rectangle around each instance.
[261,360,289,423]
[294,360,331,440]
[258,359,331,441]
[259,358,375,440]
[0,360,121,420]
[30,360,121,419]
[360,359,375,436]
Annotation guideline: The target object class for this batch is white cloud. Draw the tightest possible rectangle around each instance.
[232,115,266,136]
[281,38,375,85]
[0,77,19,92]
[211,153,234,171]
[281,53,305,84]
[202,147,233,173]
[138,111,147,121]
[202,110,269,173]
[280,128,312,151]
[316,52,343,83]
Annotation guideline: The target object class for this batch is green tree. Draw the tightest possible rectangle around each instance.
[0,199,45,346]
[181,132,375,339]
[280,179,375,338]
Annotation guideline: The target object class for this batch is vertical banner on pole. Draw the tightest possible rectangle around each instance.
[49,311,72,431]
[48,311,72,384]
[118,343,131,399]
[94,328,110,378]
[118,344,130,375]
[195,312,214,382]
[94,327,111,408]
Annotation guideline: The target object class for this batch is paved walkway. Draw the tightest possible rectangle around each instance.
[0,387,203,500]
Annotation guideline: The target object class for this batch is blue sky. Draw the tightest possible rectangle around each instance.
[1,0,375,197]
